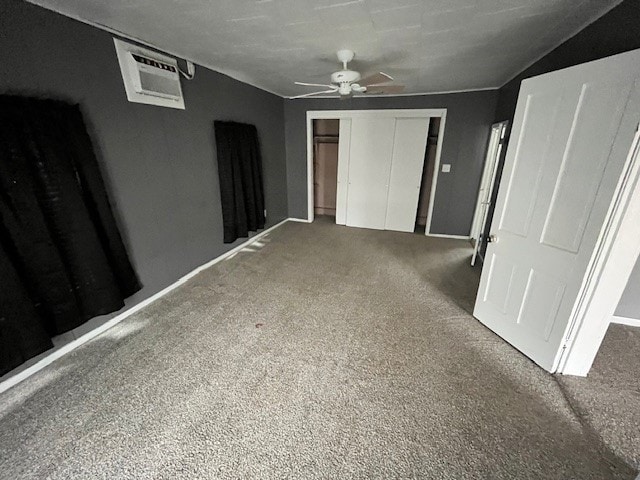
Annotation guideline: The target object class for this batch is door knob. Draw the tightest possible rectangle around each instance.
[488,234,498,243]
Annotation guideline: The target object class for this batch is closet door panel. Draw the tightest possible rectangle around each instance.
[335,119,351,225]
[345,117,395,230]
[385,118,431,232]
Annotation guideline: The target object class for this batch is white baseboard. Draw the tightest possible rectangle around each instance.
[288,217,312,223]
[426,233,470,240]
[0,218,292,395]
[611,315,640,327]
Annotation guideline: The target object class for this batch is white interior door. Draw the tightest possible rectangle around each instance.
[470,122,507,266]
[345,117,395,230]
[335,118,351,225]
[474,49,640,372]
[385,118,430,232]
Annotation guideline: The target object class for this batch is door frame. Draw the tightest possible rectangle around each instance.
[305,109,447,235]
[557,124,640,376]
[470,121,508,266]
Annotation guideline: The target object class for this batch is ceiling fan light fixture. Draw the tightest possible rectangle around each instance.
[338,84,352,96]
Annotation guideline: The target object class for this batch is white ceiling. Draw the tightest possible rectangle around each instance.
[28,0,620,97]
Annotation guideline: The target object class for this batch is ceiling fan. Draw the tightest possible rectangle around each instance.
[292,49,405,99]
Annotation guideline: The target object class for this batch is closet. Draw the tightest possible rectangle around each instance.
[335,113,435,233]
[313,120,339,217]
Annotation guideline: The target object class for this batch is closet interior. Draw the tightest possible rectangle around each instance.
[313,119,339,219]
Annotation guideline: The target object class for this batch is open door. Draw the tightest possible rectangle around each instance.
[470,121,507,266]
[473,49,640,372]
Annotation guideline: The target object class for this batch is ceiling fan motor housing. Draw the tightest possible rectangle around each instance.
[331,69,361,84]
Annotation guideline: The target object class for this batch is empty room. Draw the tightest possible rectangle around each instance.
[1,0,640,478]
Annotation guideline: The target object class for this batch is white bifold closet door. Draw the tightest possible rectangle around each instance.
[385,118,431,232]
[335,119,351,225]
[345,117,396,229]
[344,116,430,231]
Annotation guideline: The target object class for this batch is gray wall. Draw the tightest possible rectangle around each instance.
[494,0,640,124]
[617,257,640,320]
[0,0,288,349]
[284,91,498,236]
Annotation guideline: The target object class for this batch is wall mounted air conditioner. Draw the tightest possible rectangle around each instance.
[114,38,185,109]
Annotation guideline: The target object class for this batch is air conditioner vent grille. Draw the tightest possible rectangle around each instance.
[114,38,185,109]
[139,71,182,98]
[131,54,177,73]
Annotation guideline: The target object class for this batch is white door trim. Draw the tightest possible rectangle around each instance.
[558,123,640,376]
[611,315,640,327]
[305,109,447,234]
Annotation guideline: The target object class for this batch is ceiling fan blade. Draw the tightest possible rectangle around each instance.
[359,72,393,86]
[295,81,335,88]
[365,85,405,94]
[291,89,339,99]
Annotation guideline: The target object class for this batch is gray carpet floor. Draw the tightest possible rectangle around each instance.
[0,218,637,479]
[559,323,640,470]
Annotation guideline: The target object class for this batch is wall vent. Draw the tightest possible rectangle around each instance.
[114,38,185,109]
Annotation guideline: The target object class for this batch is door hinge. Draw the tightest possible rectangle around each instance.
[552,343,569,374]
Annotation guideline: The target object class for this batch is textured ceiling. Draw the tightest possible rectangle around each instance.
[27,0,620,97]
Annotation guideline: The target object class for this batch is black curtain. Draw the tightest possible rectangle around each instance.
[214,121,265,243]
[0,95,141,376]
